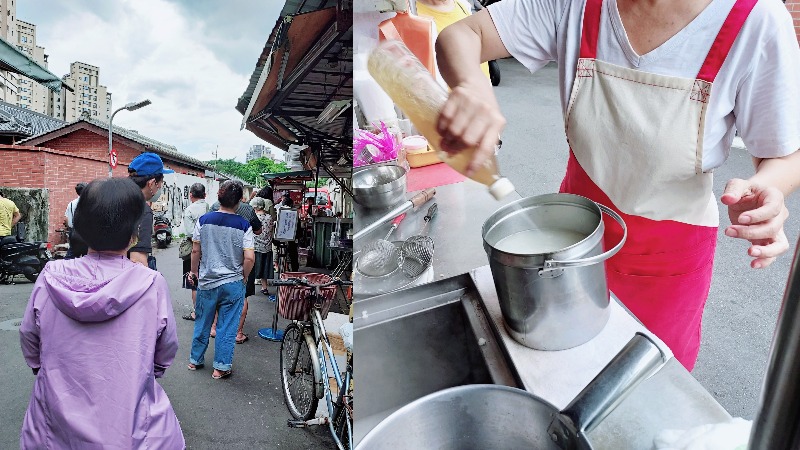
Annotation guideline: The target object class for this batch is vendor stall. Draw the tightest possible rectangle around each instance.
[353,180,734,448]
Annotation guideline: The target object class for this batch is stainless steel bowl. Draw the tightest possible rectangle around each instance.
[353,164,407,209]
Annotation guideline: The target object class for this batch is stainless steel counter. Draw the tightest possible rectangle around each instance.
[354,179,520,283]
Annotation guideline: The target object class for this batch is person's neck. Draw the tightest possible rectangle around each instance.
[219,205,238,214]
[89,249,128,257]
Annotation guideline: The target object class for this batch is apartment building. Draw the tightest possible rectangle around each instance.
[0,0,18,106]
[16,20,50,114]
[54,62,112,122]
[245,144,275,162]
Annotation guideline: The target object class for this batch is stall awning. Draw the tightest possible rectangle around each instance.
[0,38,70,92]
[238,0,352,179]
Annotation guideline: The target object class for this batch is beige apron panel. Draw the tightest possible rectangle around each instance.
[566,59,719,227]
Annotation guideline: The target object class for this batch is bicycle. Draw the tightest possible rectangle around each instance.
[270,276,354,450]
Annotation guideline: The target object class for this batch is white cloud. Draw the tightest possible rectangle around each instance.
[21,0,285,162]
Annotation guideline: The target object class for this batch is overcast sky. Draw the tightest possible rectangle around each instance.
[18,0,285,162]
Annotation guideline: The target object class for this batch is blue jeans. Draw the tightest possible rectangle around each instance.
[189,280,245,371]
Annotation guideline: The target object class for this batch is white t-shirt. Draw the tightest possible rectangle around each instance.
[488,0,800,171]
[64,198,79,228]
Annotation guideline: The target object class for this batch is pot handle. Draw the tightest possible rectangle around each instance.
[548,333,666,449]
[539,203,626,278]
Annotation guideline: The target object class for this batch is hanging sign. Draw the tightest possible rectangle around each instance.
[110,149,118,169]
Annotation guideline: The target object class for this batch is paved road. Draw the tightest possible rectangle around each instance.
[492,58,800,419]
[0,244,337,449]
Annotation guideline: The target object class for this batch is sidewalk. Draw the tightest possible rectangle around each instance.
[0,244,338,449]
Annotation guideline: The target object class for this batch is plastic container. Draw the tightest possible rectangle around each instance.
[403,135,440,168]
[367,40,514,200]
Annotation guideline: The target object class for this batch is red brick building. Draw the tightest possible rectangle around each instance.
[0,118,211,244]
[788,0,800,43]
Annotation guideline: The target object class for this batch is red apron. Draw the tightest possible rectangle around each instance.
[560,0,757,370]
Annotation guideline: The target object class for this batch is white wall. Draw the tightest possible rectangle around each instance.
[152,172,220,236]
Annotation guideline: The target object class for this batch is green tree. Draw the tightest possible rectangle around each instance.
[207,157,290,186]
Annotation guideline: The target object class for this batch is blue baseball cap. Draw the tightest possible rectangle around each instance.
[129,152,174,176]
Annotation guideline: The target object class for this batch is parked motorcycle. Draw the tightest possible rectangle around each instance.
[0,235,51,283]
[153,214,172,249]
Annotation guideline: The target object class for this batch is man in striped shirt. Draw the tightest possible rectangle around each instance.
[187,181,255,380]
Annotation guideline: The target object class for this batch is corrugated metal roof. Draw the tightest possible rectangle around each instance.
[0,100,66,137]
[236,0,338,114]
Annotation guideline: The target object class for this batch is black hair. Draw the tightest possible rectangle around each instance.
[257,186,273,201]
[128,167,164,189]
[189,183,206,199]
[73,178,144,251]
[75,182,87,196]
[282,196,294,207]
[218,180,243,208]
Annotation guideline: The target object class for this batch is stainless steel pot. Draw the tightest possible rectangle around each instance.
[482,194,627,350]
[357,333,666,449]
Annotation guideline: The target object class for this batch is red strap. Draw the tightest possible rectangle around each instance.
[579,0,603,59]
[697,0,758,82]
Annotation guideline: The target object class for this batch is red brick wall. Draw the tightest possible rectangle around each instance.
[2,127,208,244]
[788,0,800,43]
[0,147,46,188]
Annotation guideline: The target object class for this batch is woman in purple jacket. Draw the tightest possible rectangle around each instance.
[19,177,185,449]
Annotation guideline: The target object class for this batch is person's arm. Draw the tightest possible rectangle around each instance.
[19,275,46,375]
[721,151,800,269]
[721,13,800,269]
[242,226,255,281]
[435,9,511,175]
[11,210,21,227]
[152,275,178,378]
[129,207,153,266]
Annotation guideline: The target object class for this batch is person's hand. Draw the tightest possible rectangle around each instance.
[187,272,198,286]
[437,83,505,177]
[721,179,790,269]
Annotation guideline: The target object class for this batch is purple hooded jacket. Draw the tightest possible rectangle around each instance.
[19,253,185,449]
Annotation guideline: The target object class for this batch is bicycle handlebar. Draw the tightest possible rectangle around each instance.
[268,277,353,288]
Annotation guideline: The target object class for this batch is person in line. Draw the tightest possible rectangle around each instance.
[128,152,174,270]
[0,191,21,238]
[180,183,209,321]
[250,197,274,295]
[188,180,255,379]
[434,0,800,370]
[18,177,184,448]
[63,182,88,259]
[209,181,263,343]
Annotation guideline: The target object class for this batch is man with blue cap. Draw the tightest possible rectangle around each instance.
[127,152,174,269]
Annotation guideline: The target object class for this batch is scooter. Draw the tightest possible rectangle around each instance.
[0,235,51,283]
[153,214,172,249]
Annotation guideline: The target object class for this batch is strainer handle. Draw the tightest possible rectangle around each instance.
[540,203,627,276]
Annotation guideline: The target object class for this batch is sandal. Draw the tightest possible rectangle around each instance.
[212,369,232,379]
[187,363,204,370]
[236,334,249,344]
[182,311,196,321]
[260,289,269,295]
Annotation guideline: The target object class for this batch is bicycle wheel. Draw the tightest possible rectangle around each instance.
[280,323,319,420]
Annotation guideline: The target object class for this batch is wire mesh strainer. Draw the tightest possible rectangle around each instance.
[398,236,435,278]
[355,213,406,277]
[398,203,438,278]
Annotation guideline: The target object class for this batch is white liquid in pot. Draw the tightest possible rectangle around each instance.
[493,228,588,254]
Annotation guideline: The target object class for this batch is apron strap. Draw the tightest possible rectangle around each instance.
[696,0,758,82]
[579,0,603,59]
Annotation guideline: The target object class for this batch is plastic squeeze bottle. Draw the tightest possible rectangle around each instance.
[367,39,515,200]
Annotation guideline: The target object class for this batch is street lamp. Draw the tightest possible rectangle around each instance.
[108,99,152,177]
